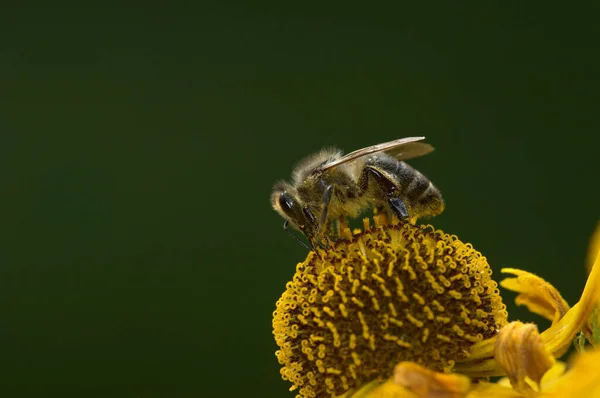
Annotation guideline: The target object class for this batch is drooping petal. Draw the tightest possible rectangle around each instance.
[494,322,554,394]
[500,269,569,324]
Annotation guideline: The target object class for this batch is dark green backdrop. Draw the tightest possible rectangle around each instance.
[1,3,598,397]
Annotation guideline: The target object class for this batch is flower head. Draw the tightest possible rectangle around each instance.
[273,215,507,397]
[272,216,600,398]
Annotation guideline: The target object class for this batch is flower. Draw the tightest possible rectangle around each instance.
[272,215,600,398]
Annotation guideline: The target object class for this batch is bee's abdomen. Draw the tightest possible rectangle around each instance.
[396,162,443,210]
[397,162,444,216]
[398,164,434,200]
[366,156,444,217]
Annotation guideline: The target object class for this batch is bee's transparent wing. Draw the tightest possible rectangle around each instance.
[321,136,434,171]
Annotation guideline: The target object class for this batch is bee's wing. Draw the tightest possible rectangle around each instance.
[320,136,434,171]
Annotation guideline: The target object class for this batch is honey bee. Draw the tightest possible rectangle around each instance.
[271,137,444,249]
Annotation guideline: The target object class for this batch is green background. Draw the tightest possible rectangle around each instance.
[1,3,598,397]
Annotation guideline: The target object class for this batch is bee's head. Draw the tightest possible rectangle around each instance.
[271,183,319,245]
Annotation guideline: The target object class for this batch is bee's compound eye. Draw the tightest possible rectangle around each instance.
[278,192,294,213]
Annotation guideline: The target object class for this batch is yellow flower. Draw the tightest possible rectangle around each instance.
[272,215,600,398]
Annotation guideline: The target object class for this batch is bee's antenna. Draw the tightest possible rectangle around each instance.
[283,221,312,251]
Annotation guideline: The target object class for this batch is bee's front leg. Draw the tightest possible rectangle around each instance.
[282,221,312,251]
[319,185,334,226]
[315,184,334,240]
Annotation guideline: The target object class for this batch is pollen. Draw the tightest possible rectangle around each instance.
[272,216,508,397]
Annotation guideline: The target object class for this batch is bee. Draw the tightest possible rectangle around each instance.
[271,136,444,249]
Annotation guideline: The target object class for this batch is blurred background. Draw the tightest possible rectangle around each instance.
[1,2,599,397]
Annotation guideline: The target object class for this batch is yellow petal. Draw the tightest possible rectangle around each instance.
[500,269,569,324]
[464,383,523,398]
[393,362,471,398]
[494,322,554,394]
[454,358,505,378]
[460,361,567,398]
[352,379,418,398]
[540,243,600,356]
[585,222,600,347]
[541,348,600,397]
[538,361,566,391]
[586,222,600,274]
[349,380,396,398]
[496,377,511,388]
[460,362,567,397]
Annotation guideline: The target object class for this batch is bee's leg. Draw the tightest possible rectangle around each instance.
[361,167,410,220]
[315,184,334,242]
[282,221,312,250]
[389,197,409,219]
[319,184,334,226]
[301,207,328,250]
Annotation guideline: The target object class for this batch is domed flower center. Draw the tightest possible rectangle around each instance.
[272,217,508,398]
